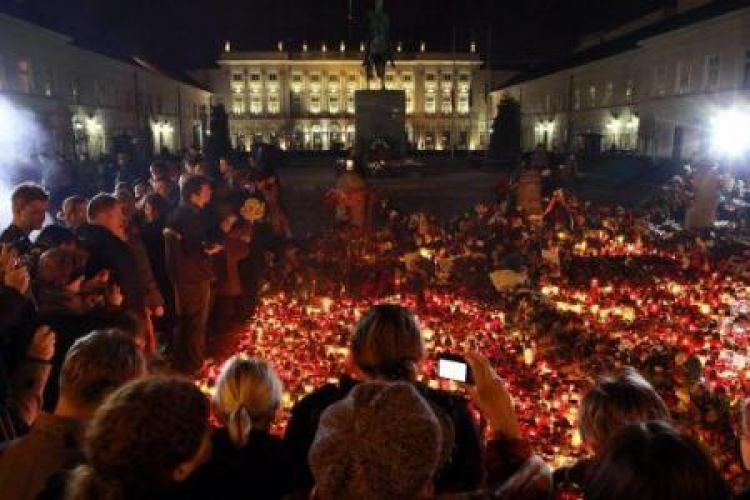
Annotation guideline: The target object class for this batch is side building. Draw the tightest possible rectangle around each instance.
[495,0,750,161]
[194,43,508,152]
[0,12,212,160]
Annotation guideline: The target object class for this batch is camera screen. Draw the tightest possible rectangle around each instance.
[438,358,468,382]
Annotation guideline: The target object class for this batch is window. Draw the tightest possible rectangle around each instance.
[588,85,597,107]
[250,73,261,82]
[425,94,436,114]
[705,55,720,90]
[574,89,581,110]
[43,69,54,97]
[406,92,414,114]
[232,73,244,82]
[18,59,32,94]
[458,95,470,114]
[744,50,750,88]
[442,73,453,82]
[329,96,340,113]
[653,65,667,96]
[347,95,355,114]
[310,74,321,83]
[426,73,436,82]
[329,74,339,83]
[402,73,413,83]
[268,95,280,114]
[233,96,245,114]
[309,95,321,113]
[625,78,634,103]
[603,82,613,105]
[441,97,452,114]
[676,62,692,94]
[250,96,262,114]
[291,73,303,93]
[459,73,470,82]
[292,73,303,83]
[348,74,357,82]
[268,73,278,82]
[545,94,551,112]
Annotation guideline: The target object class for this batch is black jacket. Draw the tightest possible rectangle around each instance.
[181,427,289,500]
[78,224,146,313]
[284,375,483,495]
[164,203,217,285]
[0,224,32,256]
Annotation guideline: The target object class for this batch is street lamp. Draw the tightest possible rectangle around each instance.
[711,109,750,158]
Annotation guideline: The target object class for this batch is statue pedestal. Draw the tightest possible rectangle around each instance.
[354,90,407,157]
[685,167,720,230]
[517,171,543,217]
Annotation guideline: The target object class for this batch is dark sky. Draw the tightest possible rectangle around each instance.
[0,0,663,70]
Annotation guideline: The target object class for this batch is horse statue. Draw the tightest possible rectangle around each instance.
[363,0,395,89]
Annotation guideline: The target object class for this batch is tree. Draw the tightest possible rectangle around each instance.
[487,94,521,167]
[205,104,233,164]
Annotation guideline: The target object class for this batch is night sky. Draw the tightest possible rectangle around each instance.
[0,0,663,71]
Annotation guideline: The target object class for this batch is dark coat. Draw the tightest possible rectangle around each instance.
[284,375,483,495]
[164,203,217,285]
[78,224,146,313]
[0,224,33,256]
[181,427,289,500]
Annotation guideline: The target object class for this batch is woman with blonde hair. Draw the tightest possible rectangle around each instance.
[184,356,289,499]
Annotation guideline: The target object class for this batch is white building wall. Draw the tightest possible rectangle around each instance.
[496,6,750,161]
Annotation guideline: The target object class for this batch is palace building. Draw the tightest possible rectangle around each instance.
[194,42,506,152]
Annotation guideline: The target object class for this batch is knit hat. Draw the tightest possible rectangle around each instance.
[309,381,443,500]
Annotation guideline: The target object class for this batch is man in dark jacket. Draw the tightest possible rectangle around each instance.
[78,194,145,315]
[165,175,221,375]
[0,183,49,256]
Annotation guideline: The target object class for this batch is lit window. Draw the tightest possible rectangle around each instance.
[458,95,470,114]
[268,95,280,114]
[347,95,355,114]
[233,97,245,114]
[329,96,340,113]
[44,69,54,97]
[250,96,262,114]
[574,89,581,110]
[441,98,452,114]
[625,78,634,102]
[406,93,414,114]
[310,95,321,113]
[425,94,436,114]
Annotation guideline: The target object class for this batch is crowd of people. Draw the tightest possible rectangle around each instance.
[0,147,748,500]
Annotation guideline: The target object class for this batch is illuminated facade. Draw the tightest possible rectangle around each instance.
[496,1,750,160]
[0,13,211,159]
[196,44,501,151]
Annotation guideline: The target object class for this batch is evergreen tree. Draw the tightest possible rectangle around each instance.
[205,104,233,164]
[487,94,521,167]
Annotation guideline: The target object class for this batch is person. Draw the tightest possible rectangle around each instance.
[285,304,482,495]
[56,196,88,232]
[734,399,750,500]
[1,182,49,256]
[65,376,211,500]
[584,421,731,500]
[309,381,444,500]
[184,356,288,499]
[309,353,552,500]
[140,193,176,347]
[0,330,147,500]
[78,194,146,316]
[554,367,671,492]
[113,151,145,189]
[165,175,222,374]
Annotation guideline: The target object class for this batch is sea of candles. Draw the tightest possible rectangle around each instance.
[196,199,750,487]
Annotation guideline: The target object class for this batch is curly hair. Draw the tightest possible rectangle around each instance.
[66,377,209,500]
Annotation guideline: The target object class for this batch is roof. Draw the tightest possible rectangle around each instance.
[499,0,750,90]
